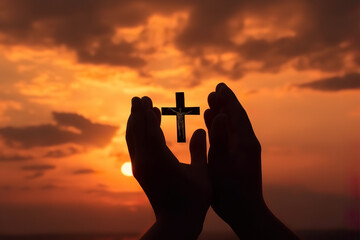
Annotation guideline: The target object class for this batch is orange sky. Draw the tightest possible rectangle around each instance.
[0,0,359,234]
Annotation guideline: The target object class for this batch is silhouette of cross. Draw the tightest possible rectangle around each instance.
[161,92,200,142]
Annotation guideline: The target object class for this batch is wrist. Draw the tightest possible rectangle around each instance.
[141,216,204,240]
[227,199,270,235]
[158,216,204,239]
[229,201,299,239]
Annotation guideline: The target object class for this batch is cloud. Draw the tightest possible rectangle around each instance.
[40,184,64,191]
[176,0,359,75]
[21,164,56,171]
[72,168,97,175]
[0,154,33,162]
[85,189,147,202]
[0,0,151,68]
[21,164,56,180]
[0,184,63,192]
[0,0,357,82]
[25,171,44,180]
[296,73,360,91]
[0,112,118,148]
[43,147,79,158]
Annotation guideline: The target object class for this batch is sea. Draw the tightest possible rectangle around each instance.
[0,230,359,240]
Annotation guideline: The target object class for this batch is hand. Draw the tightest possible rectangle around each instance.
[126,96,211,240]
[204,83,263,223]
[204,83,299,239]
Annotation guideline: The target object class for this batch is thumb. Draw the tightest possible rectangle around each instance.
[190,129,207,169]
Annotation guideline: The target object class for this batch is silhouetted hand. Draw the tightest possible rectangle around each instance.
[126,96,211,240]
[204,83,299,239]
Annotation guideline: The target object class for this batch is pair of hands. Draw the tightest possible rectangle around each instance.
[126,83,298,239]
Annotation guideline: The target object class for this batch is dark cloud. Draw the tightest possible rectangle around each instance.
[296,73,360,91]
[40,184,64,191]
[21,164,56,171]
[0,0,357,80]
[0,0,151,68]
[0,154,33,162]
[77,40,146,67]
[177,0,359,76]
[72,168,97,175]
[0,185,13,191]
[97,183,108,189]
[0,112,118,148]
[43,150,69,158]
[0,185,31,191]
[25,171,44,180]
[0,184,63,192]
[21,164,56,180]
[43,147,79,158]
[85,189,146,201]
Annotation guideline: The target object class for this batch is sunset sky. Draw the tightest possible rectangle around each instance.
[0,0,359,235]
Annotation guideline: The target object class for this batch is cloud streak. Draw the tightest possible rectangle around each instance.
[43,147,79,158]
[72,168,97,175]
[0,154,33,162]
[296,73,360,91]
[0,112,118,148]
[21,164,56,180]
[21,164,56,171]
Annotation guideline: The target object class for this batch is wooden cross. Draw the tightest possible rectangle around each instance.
[161,92,200,142]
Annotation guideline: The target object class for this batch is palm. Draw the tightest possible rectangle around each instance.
[138,145,211,221]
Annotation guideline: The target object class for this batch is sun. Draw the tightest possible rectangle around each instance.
[121,162,133,177]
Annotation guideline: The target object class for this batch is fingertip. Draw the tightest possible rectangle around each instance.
[131,97,141,113]
[190,128,207,167]
[195,128,206,139]
[190,128,206,149]
[216,82,227,92]
[152,107,161,125]
[141,96,153,110]
[208,92,217,109]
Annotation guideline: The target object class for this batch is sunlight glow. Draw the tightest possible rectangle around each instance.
[121,162,133,177]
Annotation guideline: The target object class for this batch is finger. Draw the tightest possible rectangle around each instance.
[126,114,136,161]
[208,91,217,109]
[216,83,255,135]
[132,109,147,163]
[131,97,141,113]
[190,129,207,169]
[141,96,153,110]
[153,107,161,126]
[209,114,229,165]
[127,97,142,161]
[216,83,242,112]
[204,108,214,131]
[146,109,165,149]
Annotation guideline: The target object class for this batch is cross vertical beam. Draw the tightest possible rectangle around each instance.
[161,92,200,143]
